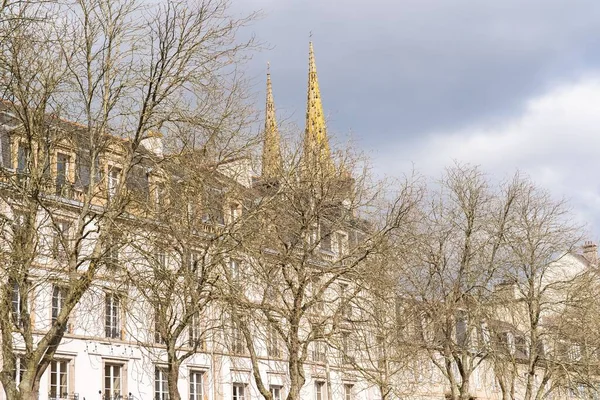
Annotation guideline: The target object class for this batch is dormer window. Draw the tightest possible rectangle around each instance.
[334,232,348,256]
[229,203,241,222]
[17,144,30,173]
[107,166,121,200]
[56,153,70,195]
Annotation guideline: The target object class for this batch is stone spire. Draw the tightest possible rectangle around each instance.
[261,64,282,179]
[302,42,334,174]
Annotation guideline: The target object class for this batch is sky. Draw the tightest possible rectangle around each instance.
[232,0,600,239]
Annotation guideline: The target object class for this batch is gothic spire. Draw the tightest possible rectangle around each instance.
[302,42,333,174]
[261,64,282,179]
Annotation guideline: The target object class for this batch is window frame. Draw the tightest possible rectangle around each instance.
[189,370,203,400]
[314,381,325,400]
[107,165,121,200]
[232,383,245,400]
[103,363,123,400]
[269,386,282,400]
[155,367,169,400]
[343,384,353,400]
[49,359,69,400]
[105,292,122,339]
[51,284,68,323]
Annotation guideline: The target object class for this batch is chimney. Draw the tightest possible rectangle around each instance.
[140,131,163,158]
[582,241,598,266]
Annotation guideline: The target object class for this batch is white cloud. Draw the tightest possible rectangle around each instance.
[378,75,600,238]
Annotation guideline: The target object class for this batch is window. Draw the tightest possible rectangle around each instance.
[455,311,468,347]
[49,360,69,400]
[190,371,203,400]
[154,305,164,344]
[189,312,203,348]
[342,332,355,364]
[104,364,122,400]
[315,382,325,400]
[155,368,168,400]
[105,293,121,339]
[340,284,352,318]
[270,386,281,400]
[515,335,528,357]
[185,251,200,273]
[17,144,30,173]
[320,223,332,252]
[202,187,225,225]
[232,383,245,400]
[12,211,28,241]
[229,259,241,282]
[312,341,327,363]
[52,285,67,323]
[344,385,353,400]
[105,239,120,269]
[52,220,71,260]
[232,322,245,355]
[267,323,281,358]
[108,166,121,200]
[56,153,70,195]
[334,232,348,256]
[12,356,26,384]
[154,183,166,213]
[156,250,167,269]
[229,203,241,222]
[11,279,22,325]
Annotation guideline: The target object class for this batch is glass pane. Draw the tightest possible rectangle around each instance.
[115,365,121,391]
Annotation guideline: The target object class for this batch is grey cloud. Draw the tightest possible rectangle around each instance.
[234,0,600,151]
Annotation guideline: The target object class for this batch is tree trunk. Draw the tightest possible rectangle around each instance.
[167,353,182,400]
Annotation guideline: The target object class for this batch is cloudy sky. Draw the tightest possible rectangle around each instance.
[232,0,600,238]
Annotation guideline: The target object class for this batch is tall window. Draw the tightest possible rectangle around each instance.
[107,166,121,200]
[342,332,355,364]
[52,220,71,260]
[334,232,348,256]
[56,153,69,195]
[105,238,120,269]
[12,356,26,385]
[232,322,245,355]
[232,383,245,400]
[229,203,241,222]
[155,368,168,400]
[229,259,241,282]
[315,382,325,400]
[455,311,468,347]
[189,312,202,348]
[344,385,353,400]
[105,293,121,339]
[50,360,69,399]
[156,250,167,269]
[269,386,281,400]
[267,323,281,358]
[104,364,122,400]
[190,371,203,400]
[52,285,67,323]
[340,283,352,318]
[154,305,164,344]
[312,341,327,363]
[11,279,23,326]
[185,250,200,273]
[320,223,332,252]
[17,144,30,173]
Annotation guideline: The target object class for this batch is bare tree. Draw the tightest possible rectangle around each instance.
[488,179,585,400]
[0,0,257,399]
[393,164,523,400]
[218,141,420,400]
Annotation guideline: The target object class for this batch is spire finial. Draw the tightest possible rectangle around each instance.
[262,65,282,179]
[302,41,333,176]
